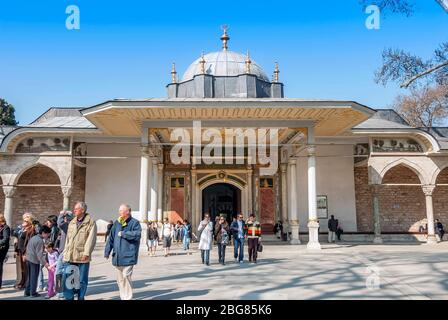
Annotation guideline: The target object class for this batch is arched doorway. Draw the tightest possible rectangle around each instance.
[202,183,241,224]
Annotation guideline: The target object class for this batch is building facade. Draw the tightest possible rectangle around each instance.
[2,31,448,248]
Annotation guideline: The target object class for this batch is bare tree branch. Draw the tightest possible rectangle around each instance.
[401,60,448,88]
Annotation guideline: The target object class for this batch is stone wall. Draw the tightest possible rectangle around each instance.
[69,165,86,211]
[433,167,448,224]
[355,165,427,232]
[13,164,63,226]
[0,176,4,218]
[11,164,86,227]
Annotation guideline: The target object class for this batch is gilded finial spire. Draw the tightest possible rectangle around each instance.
[199,51,206,74]
[220,25,230,51]
[171,62,177,83]
[245,50,251,74]
[273,62,280,83]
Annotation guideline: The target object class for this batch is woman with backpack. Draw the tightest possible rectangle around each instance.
[214,215,230,265]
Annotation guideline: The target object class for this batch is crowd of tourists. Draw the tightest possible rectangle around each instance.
[0,202,264,300]
[4,202,443,301]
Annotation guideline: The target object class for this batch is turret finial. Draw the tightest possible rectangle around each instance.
[220,25,230,51]
[199,51,206,74]
[273,62,280,83]
[245,50,251,74]
[171,62,177,83]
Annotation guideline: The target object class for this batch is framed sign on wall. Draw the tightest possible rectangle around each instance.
[317,195,328,219]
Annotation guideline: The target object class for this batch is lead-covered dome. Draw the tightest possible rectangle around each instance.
[181,51,269,82]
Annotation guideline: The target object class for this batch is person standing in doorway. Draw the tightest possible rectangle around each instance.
[230,213,246,264]
[161,218,173,257]
[328,215,338,243]
[198,213,213,266]
[24,225,51,298]
[247,214,262,264]
[105,204,141,300]
[214,215,229,265]
[0,214,11,289]
[62,201,97,300]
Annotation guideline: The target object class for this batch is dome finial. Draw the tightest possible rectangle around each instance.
[245,50,252,74]
[199,51,206,74]
[220,25,230,51]
[273,62,280,83]
[171,62,177,83]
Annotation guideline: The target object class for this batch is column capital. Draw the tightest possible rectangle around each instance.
[141,144,150,155]
[307,144,316,156]
[288,158,297,166]
[61,186,73,197]
[157,163,164,170]
[280,163,287,172]
[422,185,436,196]
[3,185,17,197]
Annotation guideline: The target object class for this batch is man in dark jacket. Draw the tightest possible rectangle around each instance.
[104,204,141,300]
[0,214,11,289]
[328,215,338,243]
[435,219,445,242]
[230,213,246,263]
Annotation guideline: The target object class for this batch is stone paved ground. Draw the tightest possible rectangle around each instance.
[1,241,448,300]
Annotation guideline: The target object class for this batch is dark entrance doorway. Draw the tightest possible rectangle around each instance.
[202,183,241,224]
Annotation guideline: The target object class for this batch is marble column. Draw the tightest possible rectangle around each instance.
[61,186,73,211]
[247,167,253,214]
[157,164,164,223]
[371,185,383,244]
[3,186,17,227]
[280,163,288,224]
[422,185,437,244]
[139,146,150,223]
[288,159,300,244]
[191,169,198,229]
[150,159,158,222]
[306,144,321,250]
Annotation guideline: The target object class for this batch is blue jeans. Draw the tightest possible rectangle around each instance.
[201,250,210,265]
[183,237,190,250]
[62,262,90,300]
[55,254,65,298]
[234,237,244,262]
[37,264,45,289]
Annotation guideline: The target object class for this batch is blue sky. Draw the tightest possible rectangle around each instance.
[0,0,447,124]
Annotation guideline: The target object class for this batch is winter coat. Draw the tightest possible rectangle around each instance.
[147,227,159,241]
[57,213,69,252]
[198,220,213,250]
[0,224,10,251]
[328,218,339,232]
[25,234,47,265]
[230,220,247,239]
[104,216,141,267]
[63,213,97,263]
[214,222,230,244]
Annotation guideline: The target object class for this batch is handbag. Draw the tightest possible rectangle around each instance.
[257,240,263,252]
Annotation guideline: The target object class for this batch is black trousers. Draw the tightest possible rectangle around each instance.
[25,261,40,296]
[0,249,7,287]
[248,238,259,262]
[217,244,226,263]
